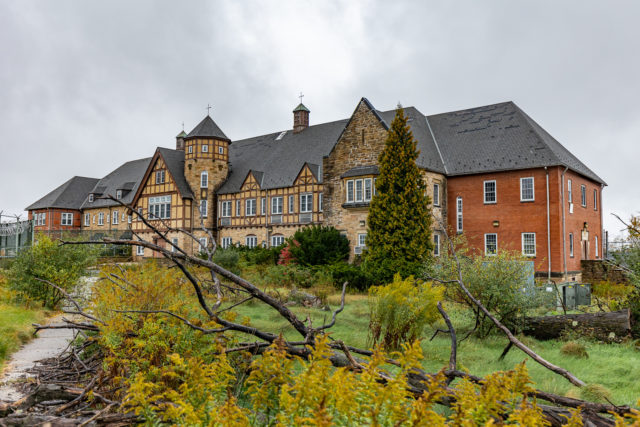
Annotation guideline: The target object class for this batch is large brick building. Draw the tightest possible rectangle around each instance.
[26,97,605,280]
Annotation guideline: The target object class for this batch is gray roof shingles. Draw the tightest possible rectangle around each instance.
[186,115,230,142]
[81,158,152,209]
[26,176,99,210]
[157,148,194,199]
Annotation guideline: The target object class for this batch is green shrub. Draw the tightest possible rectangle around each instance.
[286,226,349,266]
[362,257,424,287]
[8,236,98,309]
[368,274,443,350]
[212,247,241,275]
[560,341,589,358]
[237,245,281,266]
[325,262,374,291]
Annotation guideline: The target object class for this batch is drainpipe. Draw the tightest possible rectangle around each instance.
[561,166,569,281]
[545,167,551,282]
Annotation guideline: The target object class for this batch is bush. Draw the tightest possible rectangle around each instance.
[212,247,241,275]
[560,341,589,358]
[286,226,349,266]
[237,245,281,266]
[368,274,442,350]
[325,262,374,291]
[362,257,424,287]
[8,236,98,309]
[580,384,613,403]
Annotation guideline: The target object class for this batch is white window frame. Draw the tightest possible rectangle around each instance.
[149,195,171,219]
[199,237,208,251]
[434,234,440,256]
[288,195,295,213]
[128,215,132,224]
[116,190,122,200]
[136,242,144,256]
[522,233,536,257]
[98,212,104,226]
[433,183,440,206]
[188,145,193,154]
[271,235,285,247]
[200,199,208,218]
[245,235,257,248]
[246,198,256,216]
[300,193,312,213]
[593,189,598,211]
[358,233,367,248]
[236,200,241,217]
[218,146,224,154]
[61,212,73,226]
[171,238,179,253]
[456,197,463,233]
[221,201,232,217]
[261,197,266,215]
[155,170,165,184]
[595,235,599,258]
[221,237,233,249]
[484,180,497,204]
[271,196,283,215]
[88,194,94,203]
[346,180,354,203]
[484,233,497,256]
[84,213,90,227]
[112,210,119,225]
[569,233,574,257]
[355,179,363,202]
[567,179,572,203]
[364,178,372,202]
[319,193,323,212]
[202,144,208,153]
[520,177,535,202]
[581,185,586,207]
[201,171,208,188]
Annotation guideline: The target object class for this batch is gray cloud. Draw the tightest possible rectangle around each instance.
[1,0,638,237]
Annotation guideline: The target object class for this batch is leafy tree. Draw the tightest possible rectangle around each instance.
[364,106,433,283]
[8,235,97,309]
[286,225,350,266]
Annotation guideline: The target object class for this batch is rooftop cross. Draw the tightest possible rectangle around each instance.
[206,104,212,116]
[298,92,304,104]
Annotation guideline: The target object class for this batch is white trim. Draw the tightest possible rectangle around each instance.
[433,183,440,206]
[200,199,208,218]
[569,233,574,257]
[595,235,599,258]
[221,201,232,217]
[84,213,90,227]
[567,179,572,203]
[483,180,497,204]
[580,184,587,207]
[202,144,208,153]
[521,232,536,257]
[300,193,312,213]
[271,235,285,247]
[288,195,295,213]
[61,212,73,226]
[456,197,463,233]
[199,237,208,251]
[520,177,535,202]
[112,210,119,225]
[200,171,208,188]
[593,189,598,211]
[98,212,104,226]
[245,198,256,216]
[221,237,232,249]
[484,233,497,256]
[346,180,354,203]
[271,197,283,215]
[245,235,257,248]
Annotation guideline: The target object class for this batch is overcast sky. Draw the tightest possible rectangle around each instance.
[1,0,638,237]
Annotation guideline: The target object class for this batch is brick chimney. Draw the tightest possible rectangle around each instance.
[293,103,310,133]
[176,130,187,151]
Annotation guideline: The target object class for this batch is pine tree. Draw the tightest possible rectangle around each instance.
[364,106,433,282]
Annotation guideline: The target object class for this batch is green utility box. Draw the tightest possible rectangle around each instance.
[575,283,591,306]
[561,283,577,310]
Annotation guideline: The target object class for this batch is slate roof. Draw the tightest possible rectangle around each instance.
[426,101,606,184]
[157,148,194,199]
[217,119,348,194]
[186,115,230,142]
[26,176,99,210]
[341,165,379,178]
[81,158,151,209]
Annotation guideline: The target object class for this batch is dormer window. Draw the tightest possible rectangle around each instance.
[88,194,94,203]
[116,190,122,200]
[155,170,165,184]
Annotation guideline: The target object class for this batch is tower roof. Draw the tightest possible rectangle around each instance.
[176,130,187,138]
[186,115,230,142]
[293,103,310,113]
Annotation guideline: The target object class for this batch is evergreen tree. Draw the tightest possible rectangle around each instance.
[364,106,433,282]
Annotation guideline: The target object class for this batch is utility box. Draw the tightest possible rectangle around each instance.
[561,283,577,310]
[576,283,591,306]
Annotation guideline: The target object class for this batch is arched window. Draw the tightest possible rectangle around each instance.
[201,171,208,188]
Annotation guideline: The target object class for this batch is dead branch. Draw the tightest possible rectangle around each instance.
[111,309,230,334]
[314,282,347,333]
[33,277,105,325]
[436,302,456,374]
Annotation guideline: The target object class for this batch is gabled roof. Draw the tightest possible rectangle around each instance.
[426,101,605,184]
[293,103,310,112]
[157,148,194,198]
[185,115,230,142]
[26,176,99,211]
[81,158,151,209]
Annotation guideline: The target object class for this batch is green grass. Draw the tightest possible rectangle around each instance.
[229,291,640,406]
[0,303,47,371]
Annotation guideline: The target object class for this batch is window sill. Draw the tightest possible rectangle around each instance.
[484,201,497,205]
[342,202,371,209]
[520,199,535,203]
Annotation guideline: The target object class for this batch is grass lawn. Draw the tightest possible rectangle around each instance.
[0,303,48,371]
[230,291,640,406]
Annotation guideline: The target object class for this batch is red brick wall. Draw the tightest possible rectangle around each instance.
[447,166,603,278]
[28,208,83,231]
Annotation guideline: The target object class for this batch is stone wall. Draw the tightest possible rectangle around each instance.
[581,260,630,284]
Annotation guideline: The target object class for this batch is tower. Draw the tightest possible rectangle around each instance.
[184,114,231,231]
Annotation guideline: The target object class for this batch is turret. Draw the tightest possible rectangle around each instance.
[293,103,310,133]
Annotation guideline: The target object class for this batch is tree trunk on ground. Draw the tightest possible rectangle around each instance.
[523,309,631,342]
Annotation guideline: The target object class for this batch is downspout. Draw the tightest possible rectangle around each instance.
[561,166,569,280]
[545,167,551,282]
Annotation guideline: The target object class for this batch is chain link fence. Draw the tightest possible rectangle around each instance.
[0,219,33,258]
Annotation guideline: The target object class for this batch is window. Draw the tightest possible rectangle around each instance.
[456,197,463,233]
[218,146,224,154]
[319,193,323,212]
[271,197,283,214]
[364,178,372,202]
[112,210,119,225]
[522,233,536,257]
[261,198,266,215]
[581,185,586,207]
[358,233,367,248]
[485,233,497,255]
[201,171,208,188]
[484,180,496,204]
[520,177,534,201]
[221,237,233,249]
[569,233,574,257]
[92,215,95,224]
[122,212,125,222]
[88,194,94,203]
[98,212,104,226]
[137,207,143,221]
[188,145,193,154]
[171,238,179,253]
[149,195,171,219]
[61,213,73,226]
[289,195,295,213]
[40,213,46,226]
[567,179,572,203]
[246,198,256,216]
[127,215,132,224]
[199,237,208,251]
[271,235,285,247]
[374,178,378,196]
[593,189,598,211]
[116,190,122,200]
[595,235,599,258]
[346,180,354,203]
[221,201,232,217]
[245,235,257,248]
[300,193,312,213]
[200,200,208,218]
[434,234,440,256]
[155,170,165,184]
[236,200,241,216]
[355,179,363,202]
[136,242,144,256]
[84,213,90,227]
[433,183,440,206]
[202,144,208,153]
